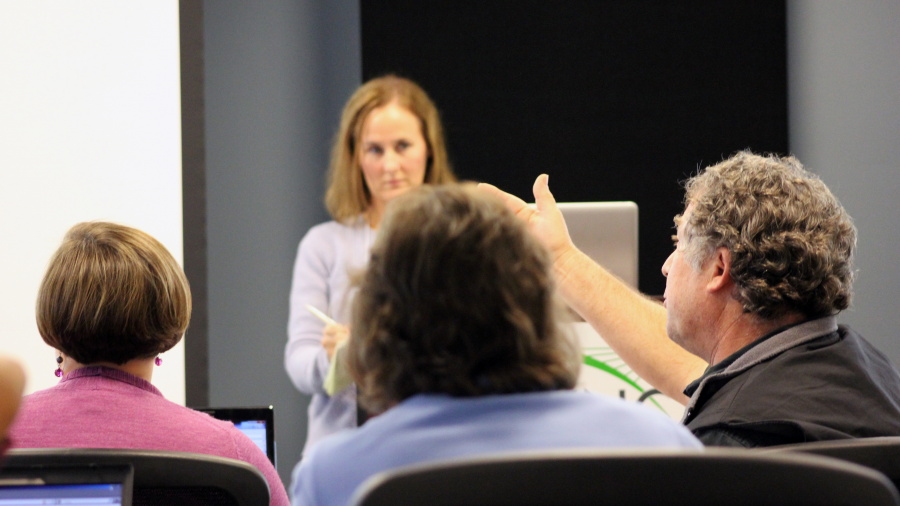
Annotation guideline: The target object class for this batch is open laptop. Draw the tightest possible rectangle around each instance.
[196,406,276,468]
[0,463,133,505]
[534,202,639,288]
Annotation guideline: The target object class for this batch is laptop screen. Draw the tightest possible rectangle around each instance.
[234,420,267,456]
[196,406,276,468]
[555,202,639,288]
[0,483,125,505]
[0,464,132,506]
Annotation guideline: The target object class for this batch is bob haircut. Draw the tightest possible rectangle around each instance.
[325,75,457,223]
[37,222,191,365]
[349,184,579,414]
[683,151,856,320]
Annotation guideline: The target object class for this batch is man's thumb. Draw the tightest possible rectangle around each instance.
[533,174,556,212]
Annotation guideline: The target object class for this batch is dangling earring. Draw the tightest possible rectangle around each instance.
[155,356,162,366]
[55,355,63,377]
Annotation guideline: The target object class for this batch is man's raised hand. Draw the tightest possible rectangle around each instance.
[478,174,575,263]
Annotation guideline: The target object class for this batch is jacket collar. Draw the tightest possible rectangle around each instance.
[681,316,838,423]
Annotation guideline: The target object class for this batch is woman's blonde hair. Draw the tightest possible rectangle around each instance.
[325,75,457,223]
[37,222,191,365]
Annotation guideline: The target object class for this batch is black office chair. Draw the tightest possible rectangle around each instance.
[2,448,270,506]
[352,448,900,506]
[764,437,900,491]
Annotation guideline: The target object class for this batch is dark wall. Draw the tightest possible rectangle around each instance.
[361,0,788,295]
[180,0,208,408]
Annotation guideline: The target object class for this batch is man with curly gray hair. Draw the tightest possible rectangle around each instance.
[482,151,900,447]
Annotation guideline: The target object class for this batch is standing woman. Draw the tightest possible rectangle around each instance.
[285,76,456,453]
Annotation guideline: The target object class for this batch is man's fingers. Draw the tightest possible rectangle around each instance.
[476,182,501,195]
[478,182,529,214]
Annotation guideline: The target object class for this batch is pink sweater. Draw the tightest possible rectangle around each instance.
[9,366,289,506]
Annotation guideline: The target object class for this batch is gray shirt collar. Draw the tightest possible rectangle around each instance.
[681,316,838,423]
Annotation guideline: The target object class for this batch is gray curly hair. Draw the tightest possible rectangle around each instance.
[682,151,856,320]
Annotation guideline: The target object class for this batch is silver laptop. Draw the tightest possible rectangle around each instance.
[543,202,639,288]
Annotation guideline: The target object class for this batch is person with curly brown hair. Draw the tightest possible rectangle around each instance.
[481,151,900,447]
[290,185,700,506]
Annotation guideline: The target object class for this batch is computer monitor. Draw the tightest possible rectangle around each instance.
[0,464,133,506]
[196,406,276,468]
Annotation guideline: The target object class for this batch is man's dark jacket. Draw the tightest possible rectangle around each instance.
[683,317,900,447]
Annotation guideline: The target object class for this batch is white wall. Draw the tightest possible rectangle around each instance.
[0,1,185,403]
[788,0,900,362]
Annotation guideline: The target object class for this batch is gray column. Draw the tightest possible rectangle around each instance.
[788,0,900,360]
[203,0,360,486]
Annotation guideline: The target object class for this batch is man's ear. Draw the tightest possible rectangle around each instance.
[706,247,733,293]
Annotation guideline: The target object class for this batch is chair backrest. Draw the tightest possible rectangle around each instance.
[352,448,900,506]
[2,448,270,506]
[764,437,900,490]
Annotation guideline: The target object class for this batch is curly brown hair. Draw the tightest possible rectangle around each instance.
[348,184,579,414]
[325,75,457,223]
[683,151,856,320]
[37,222,191,365]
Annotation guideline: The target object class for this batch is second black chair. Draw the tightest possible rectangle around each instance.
[353,448,900,506]
[765,437,900,491]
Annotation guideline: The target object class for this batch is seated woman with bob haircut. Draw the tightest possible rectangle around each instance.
[9,222,289,506]
[290,184,700,506]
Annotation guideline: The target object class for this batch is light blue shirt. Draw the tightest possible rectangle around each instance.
[291,391,701,506]
[285,218,375,454]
